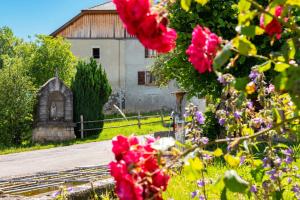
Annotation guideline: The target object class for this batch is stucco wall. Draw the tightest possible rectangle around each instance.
[67,38,177,113]
[124,40,176,113]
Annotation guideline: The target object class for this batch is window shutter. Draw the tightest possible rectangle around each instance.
[145,48,149,58]
[138,71,145,85]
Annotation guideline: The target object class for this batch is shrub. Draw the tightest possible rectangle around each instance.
[71,59,112,137]
[0,62,36,146]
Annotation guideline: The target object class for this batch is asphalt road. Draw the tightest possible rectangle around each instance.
[0,140,114,179]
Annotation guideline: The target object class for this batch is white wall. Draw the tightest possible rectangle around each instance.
[67,38,177,113]
[124,40,176,113]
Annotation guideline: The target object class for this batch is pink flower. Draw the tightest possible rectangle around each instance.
[260,5,284,39]
[109,135,170,200]
[115,174,143,200]
[113,0,177,53]
[113,0,150,35]
[186,25,221,73]
[152,171,170,191]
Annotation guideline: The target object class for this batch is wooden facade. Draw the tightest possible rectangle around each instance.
[51,10,134,39]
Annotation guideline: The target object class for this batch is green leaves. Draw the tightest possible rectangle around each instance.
[152,137,175,151]
[286,0,300,6]
[239,25,264,37]
[250,166,265,183]
[232,36,257,56]
[181,0,209,11]
[213,43,232,70]
[274,62,290,72]
[223,170,249,193]
[224,154,240,167]
[195,0,208,6]
[183,157,204,180]
[258,61,272,72]
[213,148,223,157]
[181,0,192,11]
[238,0,251,12]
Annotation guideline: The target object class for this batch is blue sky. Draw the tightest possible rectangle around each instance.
[0,0,106,40]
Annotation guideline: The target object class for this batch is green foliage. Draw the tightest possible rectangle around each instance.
[223,170,249,193]
[0,27,21,69]
[0,63,36,146]
[20,35,76,87]
[72,59,112,136]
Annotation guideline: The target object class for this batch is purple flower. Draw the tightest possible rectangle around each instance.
[203,154,213,161]
[218,76,226,85]
[200,137,209,145]
[292,184,300,194]
[263,157,269,168]
[233,111,242,119]
[249,70,259,80]
[199,195,206,200]
[218,118,225,126]
[282,148,293,156]
[196,111,205,124]
[67,187,74,193]
[274,157,282,166]
[197,180,205,187]
[191,190,199,198]
[250,185,258,193]
[267,84,275,93]
[52,190,60,198]
[285,156,293,164]
[184,112,189,118]
[247,101,254,109]
[240,156,246,165]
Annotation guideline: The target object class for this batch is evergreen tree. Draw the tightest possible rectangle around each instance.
[72,59,112,137]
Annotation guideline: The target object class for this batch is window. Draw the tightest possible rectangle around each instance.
[92,48,100,59]
[145,48,157,58]
[138,71,156,86]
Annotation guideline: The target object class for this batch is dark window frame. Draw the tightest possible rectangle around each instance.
[92,48,100,59]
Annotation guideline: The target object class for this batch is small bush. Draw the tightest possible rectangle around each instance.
[0,63,36,146]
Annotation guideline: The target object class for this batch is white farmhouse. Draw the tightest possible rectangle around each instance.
[51,1,177,113]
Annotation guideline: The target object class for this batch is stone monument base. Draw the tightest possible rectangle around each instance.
[33,123,76,143]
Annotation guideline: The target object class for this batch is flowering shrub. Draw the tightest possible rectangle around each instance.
[109,135,169,200]
[186,25,221,73]
[110,0,300,199]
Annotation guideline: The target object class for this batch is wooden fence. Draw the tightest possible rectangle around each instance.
[76,112,170,139]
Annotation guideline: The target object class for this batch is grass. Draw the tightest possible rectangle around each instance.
[0,115,171,155]
[164,159,300,200]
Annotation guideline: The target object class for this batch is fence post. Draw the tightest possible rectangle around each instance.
[137,111,141,129]
[80,115,84,139]
[160,110,164,126]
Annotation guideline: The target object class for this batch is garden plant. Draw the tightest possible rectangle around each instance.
[108,0,300,199]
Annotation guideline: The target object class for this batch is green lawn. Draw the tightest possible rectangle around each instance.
[0,116,171,155]
[164,159,300,200]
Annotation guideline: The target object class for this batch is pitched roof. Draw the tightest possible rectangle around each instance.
[50,1,117,36]
[86,1,116,11]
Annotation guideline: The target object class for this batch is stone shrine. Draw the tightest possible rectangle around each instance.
[32,76,76,142]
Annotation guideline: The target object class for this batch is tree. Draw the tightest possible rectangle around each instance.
[0,62,36,146]
[71,59,112,136]
[0,27,21,69]
[21,35,76,87]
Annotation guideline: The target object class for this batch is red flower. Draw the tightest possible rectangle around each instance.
[260,5,284,39]
[113,0,177,53]
[112,135,139,160]
[109,135,170,200]
[115,174,143,200]
[152,170,170,191]
[186,25,221,74]
[113,0,150,35]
